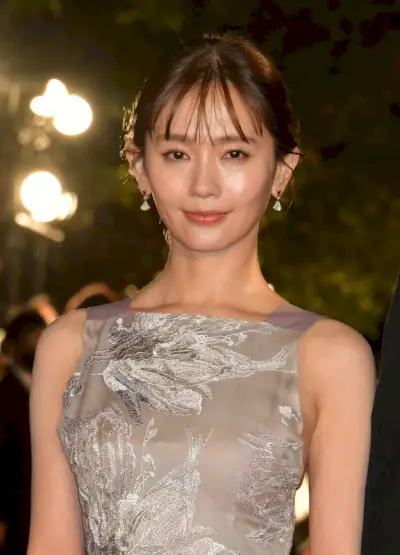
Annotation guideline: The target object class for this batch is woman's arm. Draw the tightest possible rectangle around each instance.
[300,320,375,555]
[27,310,87,555]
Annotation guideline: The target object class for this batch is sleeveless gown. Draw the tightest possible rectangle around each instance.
[59,299,322,554]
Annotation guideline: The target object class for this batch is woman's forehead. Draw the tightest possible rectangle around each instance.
[152,84,265,142]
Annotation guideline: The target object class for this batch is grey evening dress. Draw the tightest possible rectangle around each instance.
[59,298,322,555]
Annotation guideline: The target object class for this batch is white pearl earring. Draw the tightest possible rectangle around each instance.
[273,192,282,212]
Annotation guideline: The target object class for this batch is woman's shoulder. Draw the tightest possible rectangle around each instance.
[40,308,88,346]
[301,316,371,359]
[28,311,89,417]
[298,316,376,398]
[32,299,132,391]
[32,310,88,392]
[38,297,132,344]
[282,303,371,355]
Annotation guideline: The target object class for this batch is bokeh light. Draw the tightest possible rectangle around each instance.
[30,79,92,135]
[295,475,310,523]
[57,192,78,220]
[52,94,93,135]
[30,79,69,118]
[20,171,62,223]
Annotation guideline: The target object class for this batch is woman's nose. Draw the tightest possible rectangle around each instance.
[189,158,221,198]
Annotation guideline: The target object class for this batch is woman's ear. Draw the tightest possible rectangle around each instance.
[271,148,301,198]
[134,158,151,196]
[123,138,139,172]
[123,138,151,195]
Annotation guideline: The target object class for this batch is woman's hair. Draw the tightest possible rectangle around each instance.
[124,32,300,164]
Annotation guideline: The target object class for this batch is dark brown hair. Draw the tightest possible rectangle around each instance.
[124,33,300,164]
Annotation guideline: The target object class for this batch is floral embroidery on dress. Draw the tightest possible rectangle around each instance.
[63,403,237,555]
[59,306,314,555]
[279,405,302,428]
[237,432,303,552]
[87,313,288,426]
[63,370,83,409]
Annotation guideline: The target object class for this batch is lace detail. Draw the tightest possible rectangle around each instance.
[63,371,83,409]
[63,404,236,554]
[279,405,302,428]
[63,404,136,553]
[237,433,303,551]
[88,313,288,426]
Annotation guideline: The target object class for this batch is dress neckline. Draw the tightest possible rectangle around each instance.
[126,299,295,326]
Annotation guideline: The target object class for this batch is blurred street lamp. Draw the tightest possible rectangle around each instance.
[57,191,78,220]
[20,171,62,222]
[30,78,92,135]
[15,170,78,298]
[53,95,92,135]
[30,79,69,118]
[1,74,89,316]
[19,170,77,223]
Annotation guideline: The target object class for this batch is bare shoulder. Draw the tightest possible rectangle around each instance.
[302,318,374,366]
[32,309,87,393]
[299,317,376,404]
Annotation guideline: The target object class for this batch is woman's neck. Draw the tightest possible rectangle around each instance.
[139,236,277,313]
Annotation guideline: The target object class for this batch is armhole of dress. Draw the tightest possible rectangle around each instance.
[292,309,327,475]
[269,306,327,477]
[62,307,100,409]
[77,308,92,372]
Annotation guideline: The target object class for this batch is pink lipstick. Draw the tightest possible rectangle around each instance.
[184,211,228,224]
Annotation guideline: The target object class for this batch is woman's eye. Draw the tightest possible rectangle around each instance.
[164,151,187,161]
[224,150,249,160]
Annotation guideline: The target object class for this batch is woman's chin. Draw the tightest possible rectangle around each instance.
[172,234,233,255]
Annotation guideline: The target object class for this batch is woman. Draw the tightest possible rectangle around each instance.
[27,33,375,555]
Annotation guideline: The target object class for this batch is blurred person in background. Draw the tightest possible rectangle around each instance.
[64,282,121,312]
[362,275,400,555]
[0,311,46,555]
[28,33,374,555]
[27,294,59,325]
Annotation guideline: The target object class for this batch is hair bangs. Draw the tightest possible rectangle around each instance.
[149,64,265,145]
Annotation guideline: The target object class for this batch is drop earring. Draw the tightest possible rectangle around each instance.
[140,194,151,211]
[273,193,282,212]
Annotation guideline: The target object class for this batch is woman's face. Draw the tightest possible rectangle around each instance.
[134,86,296,254]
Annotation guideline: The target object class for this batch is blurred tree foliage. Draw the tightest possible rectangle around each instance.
[0,0,398,336]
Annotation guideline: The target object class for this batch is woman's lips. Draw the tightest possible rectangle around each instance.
[184,211,228,224]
